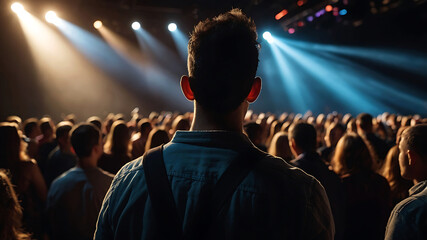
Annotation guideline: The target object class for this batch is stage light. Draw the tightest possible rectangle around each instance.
[288,28,295,34]
[307,16,314,22]
[11,2,24,13]
[132,21,141,30]
[339,9,348,15]
[168,23,177,32]
[262,31,273,44]
[297,0,304,7]
[297,21,304,27]
[275,9,288,20]
[325,5,333,12]
[93,20,102,29]
[45,11,58,24]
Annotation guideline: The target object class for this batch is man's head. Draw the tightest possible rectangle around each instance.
[398,124,427,182]
[23,118,39,139]
[56,121,73,149]
[70,123,102,161]
[356,113,373,134]
[181,9,261,114]
[288,122,317,156]
[325,122,345,148]
[39,117,55,138]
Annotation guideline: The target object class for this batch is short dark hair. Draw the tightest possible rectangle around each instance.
[401,124,427,160]
[70,123,100,159]
[357,113,373,132]
[23,118,38,137]
[288,122,317,152]
[39,117,54,135]
[56,122,72,140]
[188,9,259,113]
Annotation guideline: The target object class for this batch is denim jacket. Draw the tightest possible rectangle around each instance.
[385,180,427,240]
[94,131,334,240]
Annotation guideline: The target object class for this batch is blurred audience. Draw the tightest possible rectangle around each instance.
[98,121,131,174]
[0,110,424,239]
[0,170,31,240]
[332,133,391,240]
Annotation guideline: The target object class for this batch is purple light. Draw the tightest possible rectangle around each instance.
[315,9,326,17]
[307,16,314,22]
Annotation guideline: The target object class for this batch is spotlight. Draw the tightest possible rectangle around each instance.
[325,5,333,12]
[168,23,177,32]
[132,21,141,30]
[275,9,288,20]
[11,2,24,13]
[339,9,348,15]
[93,20,103,29]
[307,16,314,22]
[262,31,273,44]
[288,28,295,34]
[45,11,58,24]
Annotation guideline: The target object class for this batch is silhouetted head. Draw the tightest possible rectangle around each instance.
[186,9,259,114]
[357,113,373,134]
[288,122,317,154]
[332,133,373,176]
[70,123,101,159]
[145,128,170,152]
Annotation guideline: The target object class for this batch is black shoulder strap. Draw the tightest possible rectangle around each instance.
[184,147,264,239]
[143,145,182,239]
[143,144,265,240]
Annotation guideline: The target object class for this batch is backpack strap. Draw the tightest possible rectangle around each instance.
[183,146,264,239]
[143,145,183,239]
[143,144,265,240]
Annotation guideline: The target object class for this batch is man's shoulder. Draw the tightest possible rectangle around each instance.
[394,187,427,212]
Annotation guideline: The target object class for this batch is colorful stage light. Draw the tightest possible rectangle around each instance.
[339,9,348,15]
[297,0,304,7]
[168,23,177,32]
[45,11,58,24]
[325,5,333,12]
[262,31,273,44]
[288,28,295,34]
[275,9,288,20]
[307,16,314,22]
[132,21,141,30]
[93,20,103,29]
[11,2,24,13]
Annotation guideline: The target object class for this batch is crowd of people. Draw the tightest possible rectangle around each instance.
[1,8,426,240]
[0,110,425,239]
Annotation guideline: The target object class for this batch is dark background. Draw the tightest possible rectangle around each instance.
[1,0,426,121]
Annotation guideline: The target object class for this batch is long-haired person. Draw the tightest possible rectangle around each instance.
[145,128,170,152]
[268,131,292,162]
[98,121,131,174]
[331,133,391,240]
[0,170,31,240]
[0,123,47,239]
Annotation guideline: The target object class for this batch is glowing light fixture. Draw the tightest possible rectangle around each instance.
[288,28,295,34]
[93,20,103,29]
[339,9,348,15]
[325,5,333,12]
[275,9,288,20]
[45,11,58,24]
[297,0,304,7]
[168,23,177,32]
[132,21,141,30]
[262,31,273,44]
[11,2,24,13]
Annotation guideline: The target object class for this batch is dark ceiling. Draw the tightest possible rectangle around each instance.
[5,0,426,49]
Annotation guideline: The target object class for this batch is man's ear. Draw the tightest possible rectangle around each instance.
[180,75,195,101]
[246,77,262,103]
[407,150,418,166]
